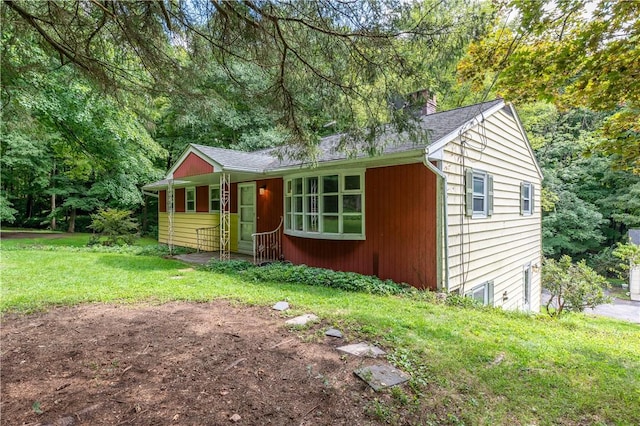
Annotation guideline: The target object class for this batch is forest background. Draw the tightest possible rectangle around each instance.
[2,0,638,277]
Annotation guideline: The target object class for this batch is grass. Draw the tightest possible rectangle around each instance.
[1,235,639,425]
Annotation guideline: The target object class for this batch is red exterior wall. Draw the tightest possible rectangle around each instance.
[256,178,284,233]
[174,188,185,212]
[174,153,214,178]
[196,186,209,212]
[159,190,166,212]
[281,163,438,290]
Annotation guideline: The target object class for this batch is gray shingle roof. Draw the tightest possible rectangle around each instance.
[192,144,277,171]
[261,98,505,168]
[147,98,505,189]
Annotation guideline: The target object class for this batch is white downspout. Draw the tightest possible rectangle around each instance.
[423,150,450,292]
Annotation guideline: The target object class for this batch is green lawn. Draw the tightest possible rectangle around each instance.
[1,236,639,425]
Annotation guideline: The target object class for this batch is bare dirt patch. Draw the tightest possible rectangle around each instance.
[0,232,74,240]
[1,301,391,425]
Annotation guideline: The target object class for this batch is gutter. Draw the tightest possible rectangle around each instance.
[142,191,159,198]
[423,149,450,292]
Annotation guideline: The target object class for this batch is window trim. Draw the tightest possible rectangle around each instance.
[465,281,494,306]
[284,171,365,240]
[185,187,196,213]
[209,184,221,213]
[465,168,493,218]
[523,262,532,310]
[521,182,534,216]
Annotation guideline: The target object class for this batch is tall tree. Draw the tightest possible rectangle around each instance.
[4,0,492,157]
[458,0,639,173]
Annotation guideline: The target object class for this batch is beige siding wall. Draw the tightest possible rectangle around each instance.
[442,109,542,312]
[159,212,239,252]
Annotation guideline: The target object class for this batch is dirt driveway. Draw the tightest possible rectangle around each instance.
[1,301,396,425]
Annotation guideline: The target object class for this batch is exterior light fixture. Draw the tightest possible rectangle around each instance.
[259,184,267,196]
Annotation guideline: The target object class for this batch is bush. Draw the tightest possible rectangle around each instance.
[205,259,255,274]
[542,255,610,317]
[88,208,139,246]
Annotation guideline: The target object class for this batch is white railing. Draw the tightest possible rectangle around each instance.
[252,216,284,265]
[196,225,220,252]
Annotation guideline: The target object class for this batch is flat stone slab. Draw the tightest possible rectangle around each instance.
[272,301,290,311]
[354,364,410,391]
[325,328,343,338]
[336,342,385,358]
[285,314,319,326]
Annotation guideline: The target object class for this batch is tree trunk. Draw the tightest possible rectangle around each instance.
[26,194,34,219]
[67,207,76,233]
[50,194,56,230]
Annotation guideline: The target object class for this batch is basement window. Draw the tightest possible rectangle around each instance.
[466,281,494,306]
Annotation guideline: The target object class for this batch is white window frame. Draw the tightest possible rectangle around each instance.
[523,263,532,310]
[521,182,533,216]
[284,171,365,240]
[185,187,196,213]
[466,281,494,306]
[209,184,220,213]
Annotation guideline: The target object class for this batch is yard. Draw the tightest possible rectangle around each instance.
[1,233,639,425]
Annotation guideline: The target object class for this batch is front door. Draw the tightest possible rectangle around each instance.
[238,182,256,254]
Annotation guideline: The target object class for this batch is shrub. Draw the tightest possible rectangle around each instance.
[205,259,255,274]
[542,255,610,317]
[88,208,139,246]
[611,242,640,280]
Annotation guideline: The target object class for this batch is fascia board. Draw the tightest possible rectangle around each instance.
[426,100,506,158]
[507,103,544,179]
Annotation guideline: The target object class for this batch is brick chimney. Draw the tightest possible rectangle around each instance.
[408,89,437,115]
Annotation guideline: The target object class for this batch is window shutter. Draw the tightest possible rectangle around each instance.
[487,174,494,217]
[465,168,473,217]
[487,281,494,306]
[531,184,535,213]
[520,182,525,215]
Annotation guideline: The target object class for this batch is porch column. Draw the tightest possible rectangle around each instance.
[219,172,231,261]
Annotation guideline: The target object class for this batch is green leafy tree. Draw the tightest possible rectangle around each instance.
[458,1,640,173]
[89,209,139,246]
[542,256,610,318]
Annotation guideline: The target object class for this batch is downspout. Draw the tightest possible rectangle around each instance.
[423,150,450,292]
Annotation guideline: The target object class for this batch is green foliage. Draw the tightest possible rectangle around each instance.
[459,1,640,173]
[0,193,18,223]
[612,242,640,280]
[205,259,255,274]
[88,209,138,246]
[542,256,610,317]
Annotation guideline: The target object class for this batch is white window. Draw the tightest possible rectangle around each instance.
[186,187,196,212]
[523,263,532,310]
[521,182,534,215]
[465,169,493,218]
[466,281,494,306]
[284,172,364,239]
[209,185,220,212]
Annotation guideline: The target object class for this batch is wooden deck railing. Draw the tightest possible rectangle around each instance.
[195,225,220,252]
[252,217,283,264]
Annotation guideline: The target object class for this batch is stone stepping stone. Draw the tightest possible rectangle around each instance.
[354,364,410,391]
[272,301,289,311]
[285,314,319,326]
[325,328,343,338]
[337,342,385,358]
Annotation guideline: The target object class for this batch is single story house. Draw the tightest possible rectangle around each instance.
[144,97,543,311]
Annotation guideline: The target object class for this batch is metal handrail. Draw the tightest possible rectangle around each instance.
[196,225,220,252]
[252,216,284,264]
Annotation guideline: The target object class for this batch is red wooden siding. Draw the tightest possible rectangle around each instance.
[174,153,214,178]
[256,178,284,233]
[196,186,209,212]
[174,188,185,212]
[159,190,166,212]
[281,163,438,290]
